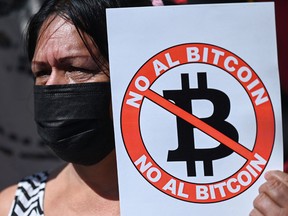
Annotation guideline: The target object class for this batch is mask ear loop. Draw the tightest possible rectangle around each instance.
[152,0,164,6]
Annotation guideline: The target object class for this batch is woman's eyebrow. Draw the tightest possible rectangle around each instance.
[32,56,93,67]
[31,61,47,67]
[58,56,93,64]
[31,61,49,73]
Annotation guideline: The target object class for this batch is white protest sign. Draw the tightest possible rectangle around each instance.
[107,2,283,215]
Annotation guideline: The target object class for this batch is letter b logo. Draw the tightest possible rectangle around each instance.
[163,72,239,177]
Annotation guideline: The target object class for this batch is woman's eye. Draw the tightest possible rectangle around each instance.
[34,70,50,78]
[34,71,51,85]
[67,66,98,74]
[65,69,96,82]
[31,65,106,85]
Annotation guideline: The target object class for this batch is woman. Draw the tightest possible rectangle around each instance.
[0,0,151,215]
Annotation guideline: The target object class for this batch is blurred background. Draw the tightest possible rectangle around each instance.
[0,0,62,190]
[0,0,287,190]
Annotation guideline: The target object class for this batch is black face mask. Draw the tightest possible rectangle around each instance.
[34,82,115,166]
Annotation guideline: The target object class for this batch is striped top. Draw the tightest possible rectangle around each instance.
[8,172,48,216]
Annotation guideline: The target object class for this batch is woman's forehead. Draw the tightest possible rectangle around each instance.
[38,15,75,40]
[34,17,85,61]
[33,15,103,67]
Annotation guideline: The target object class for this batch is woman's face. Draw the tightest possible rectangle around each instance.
[32,15,109,85]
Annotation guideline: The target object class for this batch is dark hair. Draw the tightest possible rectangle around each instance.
[26,0,152,63]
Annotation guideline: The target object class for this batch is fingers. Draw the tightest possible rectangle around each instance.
[250,170,288,216]
[264,170,288,187]
[249,208,264,216]
[252,191,282,215]
[259,170,288,207]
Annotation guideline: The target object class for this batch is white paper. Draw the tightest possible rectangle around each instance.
[107,3,283,215]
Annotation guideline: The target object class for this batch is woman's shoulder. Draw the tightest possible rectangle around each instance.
[0,184,18,216]
[0,171,49,216]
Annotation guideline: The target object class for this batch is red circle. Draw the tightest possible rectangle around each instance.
[121,43,275,203]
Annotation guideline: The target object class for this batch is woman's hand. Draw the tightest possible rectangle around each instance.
[250,170,288,216]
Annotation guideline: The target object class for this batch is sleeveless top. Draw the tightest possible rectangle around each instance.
[8,172,48,216]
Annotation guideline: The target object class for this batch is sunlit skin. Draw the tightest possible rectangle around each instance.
[250,170,288,216]
[32,15,109,85]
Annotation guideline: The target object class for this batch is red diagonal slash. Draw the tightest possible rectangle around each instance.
[144,89,253,160]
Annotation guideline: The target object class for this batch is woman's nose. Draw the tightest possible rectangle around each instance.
[46,69,67,85]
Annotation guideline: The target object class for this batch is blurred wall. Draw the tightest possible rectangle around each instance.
[0,0,62,190]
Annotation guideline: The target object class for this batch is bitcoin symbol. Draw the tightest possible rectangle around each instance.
[163,72,239,177]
